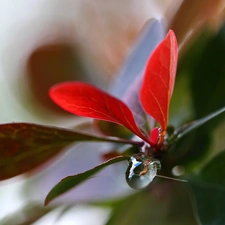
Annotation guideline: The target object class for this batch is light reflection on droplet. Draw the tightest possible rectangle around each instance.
[125,156,161,190]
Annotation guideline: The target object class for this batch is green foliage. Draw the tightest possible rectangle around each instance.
[189,150,225,225]
[170,23,225,166]
[168,24,225,225]
[45,156,129,205]
[106,183,197,225]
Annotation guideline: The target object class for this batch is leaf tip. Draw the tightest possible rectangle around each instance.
[44,199,49,206]
[167,29,177,42]
[44,194,52,206]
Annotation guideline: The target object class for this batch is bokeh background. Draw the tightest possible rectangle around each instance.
[0,1,225,224]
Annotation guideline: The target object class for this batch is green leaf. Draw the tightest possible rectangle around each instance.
[200,150,225,187]
[174,106,225,141]
[0,123,141,180]
[168,128,211,166]
[170,25,225,166]
[106,182,198,225]
[188,150,225,225]
[178,24,225,129]
[190,25,225,123]
[189,181,225,225]
[44,156,129,205]
[167,106,225,166]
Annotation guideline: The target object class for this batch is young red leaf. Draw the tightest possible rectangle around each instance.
[149,127,159,146]
[49,82,152,145]
[140,30,178,134]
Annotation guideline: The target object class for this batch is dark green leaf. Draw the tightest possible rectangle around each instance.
[170,24,225,166]
[190,25,225,123]
[173,106,225,141]
[189,181,225,225]
[0,123,141,180]
[167,106,225,165]
[44,156,129,205]
[106,182,198,225]
[200,150,225,187]
[168,128,211,166]
[178,24,225,129]
[188,150,225,225]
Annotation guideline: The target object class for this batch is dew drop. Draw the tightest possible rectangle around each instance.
[125,156,161,189]
[172,165,185,177]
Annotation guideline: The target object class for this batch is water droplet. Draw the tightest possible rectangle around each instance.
[172,165,185,176]
[125,155,161,189]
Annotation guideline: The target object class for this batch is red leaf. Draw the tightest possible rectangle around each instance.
[149,127,159,146]
[0,123,142,180]
[49,82,151,144]
[140,30,178,134]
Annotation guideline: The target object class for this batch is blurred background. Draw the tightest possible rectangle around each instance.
[0,0,225,224]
